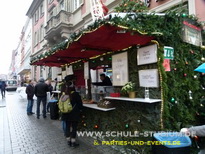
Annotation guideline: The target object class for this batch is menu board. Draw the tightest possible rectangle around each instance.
[112,52,128,86]
[66,65,73,75]
[138,69,159,87]
[62,71,66,79]
[137,44,157,65]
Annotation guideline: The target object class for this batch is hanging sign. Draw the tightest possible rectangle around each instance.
[112,52,129,86]
[163,59,171,71]
[164,46,174,60]
[84,62,89,79]
[137,44,158,65]
[66,65,73,75]
[62,71,66,79]
[182,21,202,46]
[139,69,159,87]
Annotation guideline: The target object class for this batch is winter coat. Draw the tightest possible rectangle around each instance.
[35,82,49,97]
[0,81,7,90]
[93,76,112,86]
[189,125,205,137]
[26,84,35,100]
[48,84,53,94]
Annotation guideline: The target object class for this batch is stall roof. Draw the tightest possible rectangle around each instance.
[31,21,156,67]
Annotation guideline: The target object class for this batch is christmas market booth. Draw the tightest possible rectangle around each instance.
[31,9,205,154]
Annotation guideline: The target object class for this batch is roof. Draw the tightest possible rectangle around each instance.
[31,13,161,67]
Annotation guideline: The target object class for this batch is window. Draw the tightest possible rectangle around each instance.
[37,9,39,21]
[48,0,54,4]
[73,0,83,11]
[49,11,53,19]
[40,25,44,41]
[40,3,44,16]
[60,0,65,10]
[34,32,37,45]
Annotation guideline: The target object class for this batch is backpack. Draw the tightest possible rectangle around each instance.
[58,92,75,113]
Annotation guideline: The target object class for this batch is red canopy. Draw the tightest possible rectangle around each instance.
[32,23,154,67]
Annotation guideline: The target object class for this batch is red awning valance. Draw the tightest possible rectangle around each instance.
[32,23,155,67]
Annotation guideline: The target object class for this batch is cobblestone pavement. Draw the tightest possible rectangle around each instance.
[0,91,120,154]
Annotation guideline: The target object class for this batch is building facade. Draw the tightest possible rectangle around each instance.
[17,18,32,84]
[11,0,205,82]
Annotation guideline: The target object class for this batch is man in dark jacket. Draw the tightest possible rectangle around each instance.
[35,77,49,119]
[26,80,35,115]
[92,73,112,86]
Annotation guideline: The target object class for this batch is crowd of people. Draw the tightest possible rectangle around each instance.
[25,75,83,148]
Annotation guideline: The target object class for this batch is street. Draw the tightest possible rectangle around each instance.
[0,91,119,154]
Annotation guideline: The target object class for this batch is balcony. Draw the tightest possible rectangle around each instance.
[45,10,73,45]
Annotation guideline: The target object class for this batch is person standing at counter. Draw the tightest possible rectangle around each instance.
[60,75,83,148]
[92,73,112,86]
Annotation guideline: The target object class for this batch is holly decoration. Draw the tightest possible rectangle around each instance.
[114,0,148,13]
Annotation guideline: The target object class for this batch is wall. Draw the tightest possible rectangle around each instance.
[195,0,205,22]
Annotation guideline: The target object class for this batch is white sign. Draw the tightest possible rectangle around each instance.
[137,44,157,65]
[84,62,89,79]
[66,65,73,75]
[138,69,159,87]
[62,71,66,79]
[112,52,129,86]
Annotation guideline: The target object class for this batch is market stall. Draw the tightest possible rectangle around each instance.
[30,3,205,153]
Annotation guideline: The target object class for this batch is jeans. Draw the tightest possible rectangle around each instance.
[27,99,34,113]
[46,102,50,112]
[62,121,66,135]
[36,96,47,117]
[1,89,5,98]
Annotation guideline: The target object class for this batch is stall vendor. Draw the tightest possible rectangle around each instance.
[92,73,112,86]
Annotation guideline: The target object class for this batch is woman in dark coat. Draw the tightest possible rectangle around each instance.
[60,76,83,148]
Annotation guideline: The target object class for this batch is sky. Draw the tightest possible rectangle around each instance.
[0,0,33,74]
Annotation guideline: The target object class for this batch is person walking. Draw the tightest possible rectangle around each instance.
[0,81,7,98]
[25,80,35,115]
[60,75,83,148]
[34,77,49,119]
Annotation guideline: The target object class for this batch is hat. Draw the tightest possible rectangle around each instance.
[39,77,45,82]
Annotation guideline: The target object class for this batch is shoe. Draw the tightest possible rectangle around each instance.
[70,142,79,148]
[37,116,40,119]
[30,112,35,114]
[27,113,31,115]
[67,141,71,146]
[43,116,47,118]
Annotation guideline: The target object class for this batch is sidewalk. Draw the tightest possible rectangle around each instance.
[0,92,119,154]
